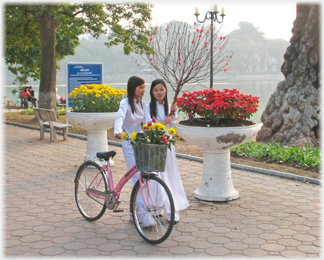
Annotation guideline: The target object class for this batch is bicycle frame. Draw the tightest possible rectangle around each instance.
[86,161,140,203]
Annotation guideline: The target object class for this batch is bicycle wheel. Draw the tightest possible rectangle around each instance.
[75,160,108,221]
[130,173,175,244]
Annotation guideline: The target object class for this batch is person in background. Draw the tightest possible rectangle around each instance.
[56,87,66,104]
[20,87,29,108]
[27,86,38,108]
[147,79,189,224]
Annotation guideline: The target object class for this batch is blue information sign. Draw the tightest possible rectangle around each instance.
[66,63,103,108]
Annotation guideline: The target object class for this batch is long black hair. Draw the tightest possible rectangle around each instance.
[127,76,145,114]
[149,79,169,119]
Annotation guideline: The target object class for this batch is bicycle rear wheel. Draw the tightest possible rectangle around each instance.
[130,173,175,244]
[75,160,107,221]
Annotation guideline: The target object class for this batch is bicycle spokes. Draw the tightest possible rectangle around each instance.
[75,161,108,221]
[130,174,175,244]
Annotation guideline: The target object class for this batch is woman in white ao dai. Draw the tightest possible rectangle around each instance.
[147,79,189,222]
[114,76,155,227]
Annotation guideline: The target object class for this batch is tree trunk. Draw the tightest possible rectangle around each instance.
[36,8,58,109]
[256,4,320,148]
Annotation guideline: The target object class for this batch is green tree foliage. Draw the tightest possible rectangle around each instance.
[59,35,142,76]
[227,21,289,73]
[5,3,153,108]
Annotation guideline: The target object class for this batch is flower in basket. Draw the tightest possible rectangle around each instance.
[176,88,259,125]
[68,84,127,112]
[121,119,180,150]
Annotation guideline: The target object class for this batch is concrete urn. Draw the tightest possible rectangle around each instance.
[67,112,117,159]
[176,122,262,202]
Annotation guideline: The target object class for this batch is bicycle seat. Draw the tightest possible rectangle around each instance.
[96,151,116,161]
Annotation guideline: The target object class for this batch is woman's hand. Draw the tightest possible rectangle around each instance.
[161,115,173,125]
[168,103,178,116]
[114,133,122,140]
[171,103,178,112]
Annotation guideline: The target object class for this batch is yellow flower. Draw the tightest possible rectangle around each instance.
[168,128,177,135]
[121,132,127,141]
[155,123,166,131]
[68,83,127,112]
[130,132,137,142]
[80,85,87,91]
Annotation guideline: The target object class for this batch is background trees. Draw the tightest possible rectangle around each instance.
[226,22,289,74]
[4,17,290,86]
[5,3,153,108]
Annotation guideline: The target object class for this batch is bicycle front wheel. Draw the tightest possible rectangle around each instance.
[75,160,108,221]
[130,174,175,244]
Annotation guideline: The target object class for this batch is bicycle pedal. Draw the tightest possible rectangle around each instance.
[113,209,124,213]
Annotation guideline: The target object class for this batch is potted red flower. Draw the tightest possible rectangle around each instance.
[176,88,259,126]
[175,88,262,202]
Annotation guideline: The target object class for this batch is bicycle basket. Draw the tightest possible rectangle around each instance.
[132,143,167,172]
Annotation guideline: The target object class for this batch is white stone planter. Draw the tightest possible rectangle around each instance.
[176,122,262,202]
[67,112,117,159]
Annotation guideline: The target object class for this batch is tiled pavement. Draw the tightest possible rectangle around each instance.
[3,124,322,257]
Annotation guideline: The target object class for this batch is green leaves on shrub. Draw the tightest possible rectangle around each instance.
[19,107,66,115]
[56,107,66,115]
[231,141,321,168]
[19,109,35,115]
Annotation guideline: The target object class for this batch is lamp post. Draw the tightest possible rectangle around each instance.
[195,5,225,89]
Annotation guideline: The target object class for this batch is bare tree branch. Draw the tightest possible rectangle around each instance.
[134,21,234,103]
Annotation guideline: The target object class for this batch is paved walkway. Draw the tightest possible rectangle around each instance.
[3,124,321,258]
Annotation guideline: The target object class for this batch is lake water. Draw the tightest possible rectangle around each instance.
[3,74,284,122]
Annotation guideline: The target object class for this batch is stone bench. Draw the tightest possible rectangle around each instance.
[33,108,72,142]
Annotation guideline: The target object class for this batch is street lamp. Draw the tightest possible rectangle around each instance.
[195,5,225,89]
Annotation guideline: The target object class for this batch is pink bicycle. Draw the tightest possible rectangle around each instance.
[74,151,175,244]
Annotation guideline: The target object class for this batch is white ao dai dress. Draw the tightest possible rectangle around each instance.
[147,102,189,221]
[114,98,159,227]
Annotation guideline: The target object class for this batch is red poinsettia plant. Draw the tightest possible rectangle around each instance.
[176,88,259,123]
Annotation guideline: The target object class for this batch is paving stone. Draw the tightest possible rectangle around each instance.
[224,241,249,250]
[277,238,302,247]
[297,245,321,254]
[169,245,194,255]
[261,243,286,252]
[241,227,264,235]
[188,240,213,249]
[29,240,54,249]
[225,231,248,239]
[207,236,231,244]
[293,234,317,242]
[75,248,100,256]
[242,248,268,257]
[39,246,66,256]
[242,237,266,245]
[132,243,158,254]
[173,235,196,243]
[63,241,87,250]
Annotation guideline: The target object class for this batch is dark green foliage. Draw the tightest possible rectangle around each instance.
[231,141,321,168]
[5,3,153,108]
